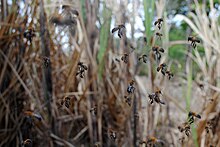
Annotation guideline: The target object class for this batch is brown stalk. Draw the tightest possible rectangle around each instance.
[39,0,57,145]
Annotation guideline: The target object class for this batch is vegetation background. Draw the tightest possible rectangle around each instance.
[0,0,220,146]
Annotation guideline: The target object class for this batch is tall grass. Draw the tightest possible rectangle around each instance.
[80,0,86,22]
[0,0,220,147]
[98,4,112,79]
[186,62,199,147]
[176,0,220,146]
[185,61,192,111]
[143,0,155,38]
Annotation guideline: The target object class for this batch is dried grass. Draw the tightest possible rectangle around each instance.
[0,0,219,147]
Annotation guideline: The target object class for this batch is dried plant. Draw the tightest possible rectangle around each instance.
[0,0,219,147]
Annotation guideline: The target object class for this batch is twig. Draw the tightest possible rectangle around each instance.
[73,126,88,141]
[0,50,36,100]
[50,133,75,147]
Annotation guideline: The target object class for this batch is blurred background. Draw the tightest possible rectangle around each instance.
[0,0,220,146]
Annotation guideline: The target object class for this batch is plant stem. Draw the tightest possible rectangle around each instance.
[98,4,111,79]
[186,58,198,147]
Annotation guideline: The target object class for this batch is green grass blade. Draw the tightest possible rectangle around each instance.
[186,62,198,147]
[186,63,192,111]
[98,4,112,79]
[80,0,86,22]
[192,124,199,147]
[143,0,155,38]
